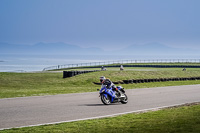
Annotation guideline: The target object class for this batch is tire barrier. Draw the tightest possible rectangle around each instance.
[63,70,100,78]
[93,77,200,85]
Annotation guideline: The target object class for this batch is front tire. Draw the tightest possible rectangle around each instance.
[101,94,111,105]
[121,93,128,104]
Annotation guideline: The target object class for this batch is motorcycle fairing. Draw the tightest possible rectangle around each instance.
[100,86,116,102]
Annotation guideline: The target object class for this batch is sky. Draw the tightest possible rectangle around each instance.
[0,0,200,50]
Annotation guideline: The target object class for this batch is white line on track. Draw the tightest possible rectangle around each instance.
[1,102,199,131]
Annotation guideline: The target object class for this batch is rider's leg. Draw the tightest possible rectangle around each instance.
[112,86,121,97]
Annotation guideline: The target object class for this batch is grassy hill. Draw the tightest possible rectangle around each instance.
[1,64,200,98]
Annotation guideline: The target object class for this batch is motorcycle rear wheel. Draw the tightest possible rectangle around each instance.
[101,94,111,105]
[121,94,128,104]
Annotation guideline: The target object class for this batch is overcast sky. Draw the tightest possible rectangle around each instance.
[0,0,200,50]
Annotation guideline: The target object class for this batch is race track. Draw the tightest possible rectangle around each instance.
[0,84,200,130]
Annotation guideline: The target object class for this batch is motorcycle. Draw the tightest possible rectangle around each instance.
[97,85,128,105]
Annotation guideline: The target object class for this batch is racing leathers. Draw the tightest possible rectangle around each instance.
[101,78,121,97]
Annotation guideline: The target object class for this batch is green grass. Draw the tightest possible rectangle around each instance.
[1,103,200,133]
[0,72,93,98]
[1,67,200,98]
[1,65,200,132]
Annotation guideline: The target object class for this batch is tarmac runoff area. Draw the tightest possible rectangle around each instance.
[0,84,200,130]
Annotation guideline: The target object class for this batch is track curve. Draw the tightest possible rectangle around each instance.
[0,84,200,130]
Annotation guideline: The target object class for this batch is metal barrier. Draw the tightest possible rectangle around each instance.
[43,59,200,71]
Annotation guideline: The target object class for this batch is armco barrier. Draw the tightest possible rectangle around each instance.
[93,77,200,85]
[43,59,200,71]
[84,65,200,69]
[63,70,100,78]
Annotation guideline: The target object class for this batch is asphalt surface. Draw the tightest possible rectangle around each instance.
[0,84,200,130]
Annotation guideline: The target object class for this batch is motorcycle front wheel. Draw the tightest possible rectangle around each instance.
[101,94,111,105]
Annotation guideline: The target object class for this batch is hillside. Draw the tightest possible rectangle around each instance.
[0,42,199,55]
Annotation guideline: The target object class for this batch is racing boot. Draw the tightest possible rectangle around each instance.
[117,89,125,98]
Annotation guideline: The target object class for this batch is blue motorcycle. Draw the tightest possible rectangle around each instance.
[98,85,128,105]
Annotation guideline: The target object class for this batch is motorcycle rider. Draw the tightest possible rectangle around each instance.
[99,76,122,97]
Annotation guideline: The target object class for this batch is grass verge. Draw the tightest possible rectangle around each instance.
[1,67,200,98]
[1,103,200,133]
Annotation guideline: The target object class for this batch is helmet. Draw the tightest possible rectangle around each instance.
[100,76,106,83]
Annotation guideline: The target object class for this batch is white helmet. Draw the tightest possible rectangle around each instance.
[100,76,106,83]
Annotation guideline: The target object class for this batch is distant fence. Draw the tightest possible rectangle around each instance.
[83,65,200,69]
[43,59,200,71]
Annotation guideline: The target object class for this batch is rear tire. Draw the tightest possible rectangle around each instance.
[101,94,111,105]
[121,94,128,104]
